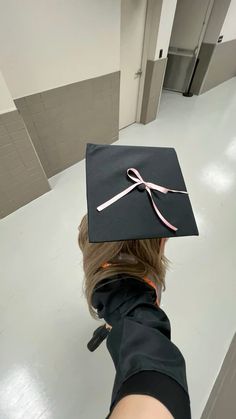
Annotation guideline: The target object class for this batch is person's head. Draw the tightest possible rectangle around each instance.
[78,214,168,318]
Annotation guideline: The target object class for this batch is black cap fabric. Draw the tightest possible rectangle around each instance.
[86,143,198,242]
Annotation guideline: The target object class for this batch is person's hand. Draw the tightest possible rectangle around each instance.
[105,323,112,330]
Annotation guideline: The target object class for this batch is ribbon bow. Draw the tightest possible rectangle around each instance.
[97,168,188,231]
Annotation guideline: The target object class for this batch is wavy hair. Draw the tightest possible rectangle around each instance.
[78,214,168,318]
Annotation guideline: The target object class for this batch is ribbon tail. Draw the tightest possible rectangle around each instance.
[167,188,188,194]
[97,183,138,212]
[146,182,188,195]
[146,188,178,232]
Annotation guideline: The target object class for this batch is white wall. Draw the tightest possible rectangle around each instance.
[0,0,120,99]
[0,71,16,114]
[154,0,177,60]
[220,0,236,42]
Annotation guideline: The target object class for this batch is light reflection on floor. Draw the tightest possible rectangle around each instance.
[0,367,51,419]
[0,78,236,419]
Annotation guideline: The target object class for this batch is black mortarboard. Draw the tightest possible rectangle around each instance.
[86,143,198,243]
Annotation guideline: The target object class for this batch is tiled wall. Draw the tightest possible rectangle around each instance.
[192,40,236,94]
[0,110,50,218]
[15,72,120,178]
[0,71,120,218]
[201,333,236,419]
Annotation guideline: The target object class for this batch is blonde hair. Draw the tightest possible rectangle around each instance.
[78,214,168,318]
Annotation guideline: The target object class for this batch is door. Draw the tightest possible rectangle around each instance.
[164,0,214,93]
[119,0,147,129]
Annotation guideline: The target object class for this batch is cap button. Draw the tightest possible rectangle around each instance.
[137,183,146,192]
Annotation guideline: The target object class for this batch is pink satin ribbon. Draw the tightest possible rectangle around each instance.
[97,168,188,231]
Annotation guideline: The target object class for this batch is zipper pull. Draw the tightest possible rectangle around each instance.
[87,324,110,352]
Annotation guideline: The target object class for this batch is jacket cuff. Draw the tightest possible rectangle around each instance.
[108,370,191,419]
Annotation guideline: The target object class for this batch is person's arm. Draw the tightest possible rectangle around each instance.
[110,394,173,419]
[90,274,191,419]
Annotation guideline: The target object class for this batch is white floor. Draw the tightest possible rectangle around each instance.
[1,78,236,419]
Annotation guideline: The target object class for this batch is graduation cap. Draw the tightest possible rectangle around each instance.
[86,143,198,243]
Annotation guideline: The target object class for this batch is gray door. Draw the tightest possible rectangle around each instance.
[164,0,214,93]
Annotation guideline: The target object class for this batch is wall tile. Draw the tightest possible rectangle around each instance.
[15,71,120,178]
[0,110,50,218]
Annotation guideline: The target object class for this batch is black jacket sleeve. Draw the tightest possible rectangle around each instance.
[91,274,191,418]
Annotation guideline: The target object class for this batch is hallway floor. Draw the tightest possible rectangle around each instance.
[0,78,236,419]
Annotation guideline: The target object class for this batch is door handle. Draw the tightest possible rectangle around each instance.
[135,68,142,77]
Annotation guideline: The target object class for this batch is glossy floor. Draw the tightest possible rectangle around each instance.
[1,78,236,419]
